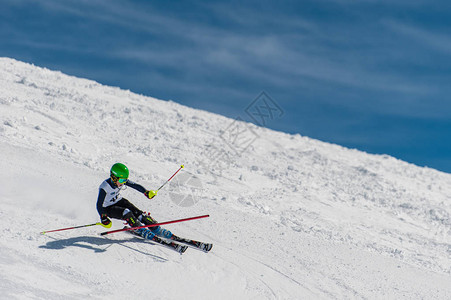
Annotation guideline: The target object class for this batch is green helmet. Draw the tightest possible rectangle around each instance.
[110,163,129,180]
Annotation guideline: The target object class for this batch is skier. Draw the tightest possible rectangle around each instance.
[96,163,184,251]
[96,163,212,253]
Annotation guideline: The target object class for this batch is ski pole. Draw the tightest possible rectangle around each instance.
[100,214,209,236]
[40,222,110,235]
[157,164,184,191]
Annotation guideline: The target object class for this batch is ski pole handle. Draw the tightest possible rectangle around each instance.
[157,164,184,191]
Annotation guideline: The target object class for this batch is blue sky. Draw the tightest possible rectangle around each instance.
[2,0,451,173]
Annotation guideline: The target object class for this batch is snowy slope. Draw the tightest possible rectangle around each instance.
[0,57,450,299]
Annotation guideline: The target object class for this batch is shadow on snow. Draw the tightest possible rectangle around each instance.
[39,235,168,262]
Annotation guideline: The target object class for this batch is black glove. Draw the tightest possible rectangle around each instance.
[101,214,112,226]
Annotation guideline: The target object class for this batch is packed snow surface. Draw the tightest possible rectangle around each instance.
[0,57,450,299]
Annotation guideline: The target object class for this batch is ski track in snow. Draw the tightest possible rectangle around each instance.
[0,57,450,299]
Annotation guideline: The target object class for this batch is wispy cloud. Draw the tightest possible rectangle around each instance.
[99,2,451,121]
[15,1,436,97]
[384,19,451,54]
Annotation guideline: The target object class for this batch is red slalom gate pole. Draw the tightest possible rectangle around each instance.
[100,214,209,236]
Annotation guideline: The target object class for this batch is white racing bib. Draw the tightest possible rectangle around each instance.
[99,180,124,207]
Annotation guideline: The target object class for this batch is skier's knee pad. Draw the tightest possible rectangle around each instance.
[123,209,140,227]
[139,212,157,225]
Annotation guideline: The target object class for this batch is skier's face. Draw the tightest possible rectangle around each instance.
[116,178,127,187]
[112,174,128,187]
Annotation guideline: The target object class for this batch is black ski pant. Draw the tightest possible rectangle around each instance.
[104,198,144,221]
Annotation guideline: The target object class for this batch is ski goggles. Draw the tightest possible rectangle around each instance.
[117,178,128,184]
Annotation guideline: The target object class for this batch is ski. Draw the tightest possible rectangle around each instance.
[128,227,188,254]
[127,227,212,253]
[170,234,213,253]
